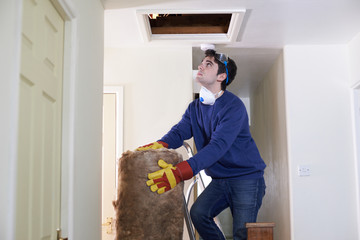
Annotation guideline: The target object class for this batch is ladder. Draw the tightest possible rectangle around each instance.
[182,143,273,240]
[182,142,207,240]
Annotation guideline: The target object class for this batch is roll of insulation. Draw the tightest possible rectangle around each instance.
[113,149,184,240]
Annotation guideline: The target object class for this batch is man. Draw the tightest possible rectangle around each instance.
[138,49,266,240]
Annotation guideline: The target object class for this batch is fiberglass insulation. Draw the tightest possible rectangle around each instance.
[113,149,184,240]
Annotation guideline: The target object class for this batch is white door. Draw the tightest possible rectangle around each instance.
[16,0,64,239]
[102,87,124,240]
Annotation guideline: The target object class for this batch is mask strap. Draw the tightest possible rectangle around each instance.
[215,90,223,98]
[224,61,229,84]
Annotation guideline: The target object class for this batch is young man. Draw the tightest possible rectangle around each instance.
[138,49,266,240]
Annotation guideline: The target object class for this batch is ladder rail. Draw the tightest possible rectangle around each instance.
[182,142,196,240]
[183,194,196,240]
[182,142,225,240]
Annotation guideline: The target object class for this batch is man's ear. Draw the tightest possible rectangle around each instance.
[217,72,227,82]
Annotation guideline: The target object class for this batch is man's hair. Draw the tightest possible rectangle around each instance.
[204,49,237,90]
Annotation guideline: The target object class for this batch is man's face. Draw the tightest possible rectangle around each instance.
[196,56,221,89]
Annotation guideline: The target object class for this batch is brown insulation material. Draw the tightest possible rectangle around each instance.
[113,149,184,240]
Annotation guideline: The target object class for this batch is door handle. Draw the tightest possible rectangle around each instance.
[102,217,113,234]
[56,229,68,240]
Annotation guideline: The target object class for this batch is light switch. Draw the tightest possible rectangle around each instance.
[298,165,311,176]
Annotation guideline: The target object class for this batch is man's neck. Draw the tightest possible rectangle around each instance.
[204,85,222,95]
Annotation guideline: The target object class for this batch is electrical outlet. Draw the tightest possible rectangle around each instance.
[298,165,311,176]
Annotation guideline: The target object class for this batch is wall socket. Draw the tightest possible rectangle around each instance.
[298,165,311,176]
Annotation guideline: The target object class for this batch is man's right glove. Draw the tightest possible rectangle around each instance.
[146,159,193,194]
[135,141,168,151]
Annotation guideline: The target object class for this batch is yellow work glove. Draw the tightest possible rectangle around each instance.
[146,159,193,194]
[136,141,168,151]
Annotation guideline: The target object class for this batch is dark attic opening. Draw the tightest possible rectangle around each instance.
[148,14,232,34]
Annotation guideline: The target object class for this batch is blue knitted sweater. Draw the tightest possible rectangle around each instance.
[160,91,266,179]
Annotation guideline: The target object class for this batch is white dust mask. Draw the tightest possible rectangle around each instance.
[199,86,223,105]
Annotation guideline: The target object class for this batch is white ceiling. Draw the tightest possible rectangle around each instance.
[103,0,360,97]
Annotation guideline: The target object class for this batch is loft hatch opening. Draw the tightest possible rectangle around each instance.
[136,10,246,42]
[148,14,232,34]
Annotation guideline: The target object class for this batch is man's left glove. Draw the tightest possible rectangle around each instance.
[136,141,168,151]
[146,159,193,194]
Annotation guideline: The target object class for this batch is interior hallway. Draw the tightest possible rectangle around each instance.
[1,0,360,239]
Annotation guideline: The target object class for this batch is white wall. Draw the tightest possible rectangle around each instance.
[251,53,291,240]
[0,1,22,240]
[284,45,358,240]
[104,46,193,151]
[70,0,104,239]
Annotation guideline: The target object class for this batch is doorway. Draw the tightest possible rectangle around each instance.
[102,86,124,240]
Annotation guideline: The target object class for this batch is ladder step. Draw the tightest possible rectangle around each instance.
[246,222,275,240]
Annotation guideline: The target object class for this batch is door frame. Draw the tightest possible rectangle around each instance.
[0,1,23,239]
[49,0,78,238]
[103,85,124,192]
[351,81,360,237]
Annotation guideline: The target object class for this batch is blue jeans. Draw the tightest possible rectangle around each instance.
[190,177,266,240]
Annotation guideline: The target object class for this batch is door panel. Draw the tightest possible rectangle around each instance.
[16,0,64,239]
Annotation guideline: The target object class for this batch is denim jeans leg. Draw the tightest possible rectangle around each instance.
[190,179,228,240]
[229,177,266,240]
